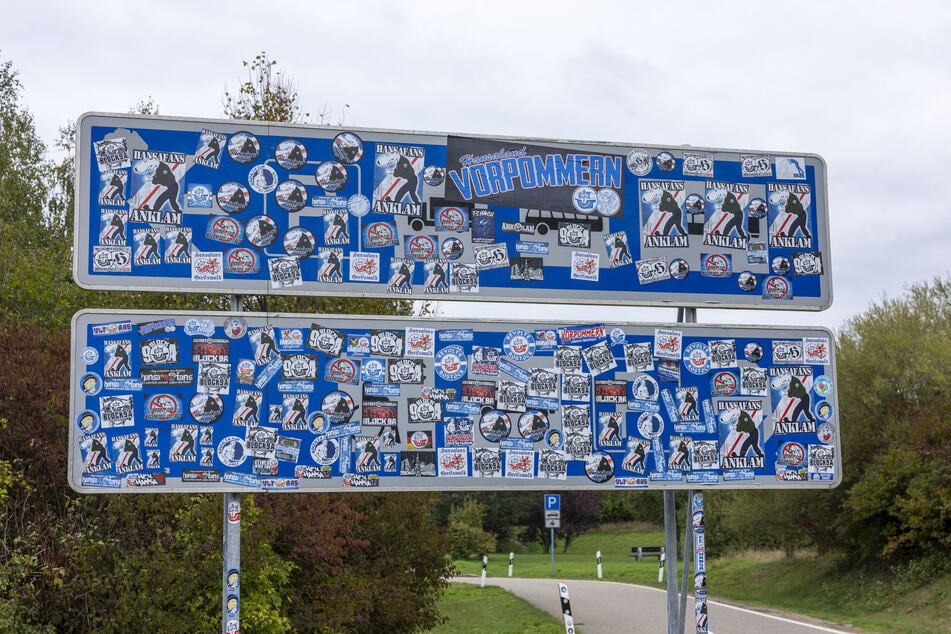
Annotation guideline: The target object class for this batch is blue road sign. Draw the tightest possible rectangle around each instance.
[545,494,561,511]
[75,113,831,310]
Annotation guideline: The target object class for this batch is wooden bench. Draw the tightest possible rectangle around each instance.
[630,546,665,561]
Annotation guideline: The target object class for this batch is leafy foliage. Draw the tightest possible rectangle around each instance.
[447,498,497,558]
[223,51,311,123]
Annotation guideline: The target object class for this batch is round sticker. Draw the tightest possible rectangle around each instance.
[683,342,711,376]
[315,160,348,193]
[283,227,315,258]
[441,237,464,260]
[248,164,278,194]
[406,234,437,260]
[77,409,100,433]
[630,374,659,401]
[435,345,467,381]
[572,186,598,213]
[743,342,764,363]
[545,428,563,450]
[815,400,834,421]
[748,197,767,219]
[597,188,621,216]
[310,436,340,465]
[244,216,278,249]
[348,193,371,218]
[655,151,676,172]
[813,375,833,397]
[223,316,248,339]
[479,409,511,442]
[332,132,364,165]
[771,256,791,275]
[216,181,250,214]
[227,131,260,164]
[274,180,307,213]
[217,436,247,467]
[321,390,356,424]
[685,193,704,213]
[409,430,431,449]
[627,149,652,176]
[436,206,467,231]
[423,165,445,186]
[584,451,615,483]
[81,347,99,365]
[637,411,664,439]
[190,393,224,424]
[817,422,836,444]
[79,372,102,396]
[503,329,536,362]
[518,410,549,442]
[737,271,758,292]
[307,411,329,434]
[275,138,307,171]
[669,258,690,280]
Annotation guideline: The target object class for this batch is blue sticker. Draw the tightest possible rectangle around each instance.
[435,345,467,381]
[503,329,536,362]
[683,342,711,376]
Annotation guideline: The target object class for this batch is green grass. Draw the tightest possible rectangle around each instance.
[443,522,951,634]
[429,584,564,633]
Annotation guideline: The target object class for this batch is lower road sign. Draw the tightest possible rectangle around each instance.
[546,518,561,528]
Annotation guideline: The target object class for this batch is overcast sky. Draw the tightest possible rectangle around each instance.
[3,0,949,332]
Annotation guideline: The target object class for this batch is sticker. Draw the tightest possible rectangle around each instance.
[245,215,279,248]
[424,165,446,187]
[314,159,347,194]
[77,409,100,434]
[479,410,511,442]
[227,131,260,164]
[275,180,307,213]
[584,451,615,483]
[740,154,772,178]
[653,149,680,173]
[571,251,599,282]
[332,132,364,164]
[813,375,833,397]
[275,138,307,171]
[205,216,243,245]
[441,237,464,260]
[435,345,467,381]
[189,393,223,424]
[268,256,302,288]
[216,181,250,214]
[321,390,357,425]
[503,329,536,362]
[626,149,653,176]
[80,372,103,396]
[244,165,279,196]
[283,227,315,258]
[737,272,757,292]
[348,193,371,218]
[683,342,711,375]
[349,252,380,282]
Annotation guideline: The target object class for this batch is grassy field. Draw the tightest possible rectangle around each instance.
[440,522,951,634]
[429,584,564,633]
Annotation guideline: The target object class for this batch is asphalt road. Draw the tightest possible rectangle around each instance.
[455,576,857,634]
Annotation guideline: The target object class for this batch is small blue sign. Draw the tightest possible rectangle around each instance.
[544,494,561,511]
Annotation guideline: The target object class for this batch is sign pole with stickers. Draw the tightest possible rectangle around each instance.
[221,295,242,634]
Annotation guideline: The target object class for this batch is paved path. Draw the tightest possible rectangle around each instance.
[455,576,856,634]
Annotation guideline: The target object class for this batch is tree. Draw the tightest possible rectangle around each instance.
[447,498,497,559]
[223,51,311,123]
[835,277,951,561]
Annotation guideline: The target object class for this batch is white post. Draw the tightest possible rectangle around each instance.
[596,550,603,579]
[508,552,514,577]
[480,554,488,587]
[658,548,666,583]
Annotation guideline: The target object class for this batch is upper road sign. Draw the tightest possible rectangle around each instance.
[545,494,561,511]
[75,113,831,310]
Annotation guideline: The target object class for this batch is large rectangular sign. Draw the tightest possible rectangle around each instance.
[75,113,830,309]
[69,310,840,493]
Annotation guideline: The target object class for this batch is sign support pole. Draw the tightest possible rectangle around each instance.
[663,308,697,634]
[663,490,680,634]
[222,295,242,634]
[550,527,556,576]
